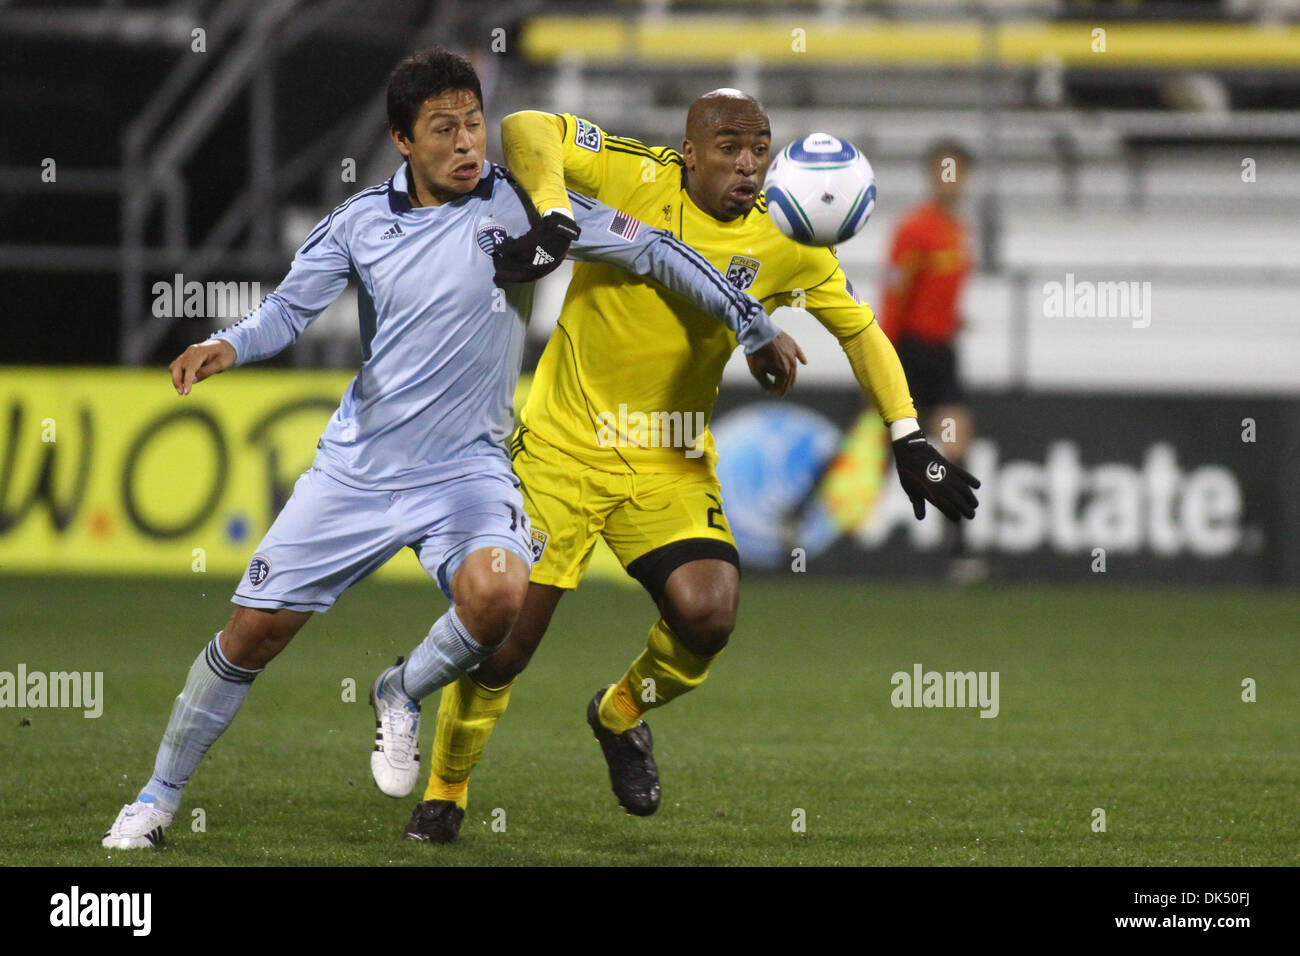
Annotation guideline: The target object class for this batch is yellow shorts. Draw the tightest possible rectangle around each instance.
[510,426,738,593]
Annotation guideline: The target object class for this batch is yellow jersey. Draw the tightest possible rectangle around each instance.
[511,112,915,475]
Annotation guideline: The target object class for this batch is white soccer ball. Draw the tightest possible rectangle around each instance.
[763,133,876,247]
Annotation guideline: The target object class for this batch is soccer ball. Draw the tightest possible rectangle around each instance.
[763,133,876,247]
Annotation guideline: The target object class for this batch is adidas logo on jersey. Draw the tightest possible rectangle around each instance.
[379,222,405,240]
[532,247,555,266]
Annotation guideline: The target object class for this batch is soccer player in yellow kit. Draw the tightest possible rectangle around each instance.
[404,90,981,842]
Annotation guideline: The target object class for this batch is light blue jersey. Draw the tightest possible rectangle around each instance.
[215,162,778,491]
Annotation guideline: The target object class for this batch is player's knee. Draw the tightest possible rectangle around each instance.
[663,589,736,657]
[474,642,531,687]
[222,607,303,669]
[473,589,555,685]
[455,570,527,647]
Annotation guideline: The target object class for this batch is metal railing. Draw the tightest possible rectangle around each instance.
[3,0,1298,366]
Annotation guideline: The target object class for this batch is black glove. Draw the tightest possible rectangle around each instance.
[492,211,580,285]
[892,428,981,521]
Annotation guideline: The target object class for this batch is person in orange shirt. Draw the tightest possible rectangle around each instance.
[882,141,984,578]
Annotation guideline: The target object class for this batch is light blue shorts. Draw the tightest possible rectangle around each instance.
[231,465,533,612]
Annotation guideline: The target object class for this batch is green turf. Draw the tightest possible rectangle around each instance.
[2,574,1296,866]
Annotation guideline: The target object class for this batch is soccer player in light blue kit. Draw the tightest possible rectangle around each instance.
[102,47,803,849]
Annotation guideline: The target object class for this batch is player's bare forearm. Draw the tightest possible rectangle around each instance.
[169,338,237,396]
[501,110,573,217]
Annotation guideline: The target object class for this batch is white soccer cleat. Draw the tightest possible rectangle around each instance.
[102,799,173,849]
[369,659,421,798]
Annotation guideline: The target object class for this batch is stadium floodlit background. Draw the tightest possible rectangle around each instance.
[1,0,1297,870]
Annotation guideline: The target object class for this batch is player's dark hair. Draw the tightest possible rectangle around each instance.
[386,47,483,141]
[926,139,974,170]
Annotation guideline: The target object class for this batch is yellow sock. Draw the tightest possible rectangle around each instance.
[423,674,514,809]
[598,676,643,734]
[597,618,719,734]
[424,771,469,809]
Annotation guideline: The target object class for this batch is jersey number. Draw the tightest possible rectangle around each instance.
[705,494,726,531]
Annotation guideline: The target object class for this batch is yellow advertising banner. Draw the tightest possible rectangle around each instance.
[0,368,632,586]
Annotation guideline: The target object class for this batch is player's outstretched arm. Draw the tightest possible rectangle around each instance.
[840,323,980,519]
[194,204,352,374]
[169,338,237,395]
[796,268,980,520]
[565,193,804,391]
[565,195,774,347]
[844,323,980,520]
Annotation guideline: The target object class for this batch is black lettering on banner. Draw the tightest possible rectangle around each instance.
[705,492,726,531]
[122,407,228,539]
[0,403,93,533]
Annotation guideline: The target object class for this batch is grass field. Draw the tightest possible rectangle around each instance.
[2,574,1297,867]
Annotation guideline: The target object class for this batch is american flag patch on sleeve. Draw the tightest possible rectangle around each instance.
[608,210,641,241]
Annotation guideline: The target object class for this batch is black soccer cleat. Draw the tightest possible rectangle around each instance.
[404,799,464,844]
[586,686,661,817]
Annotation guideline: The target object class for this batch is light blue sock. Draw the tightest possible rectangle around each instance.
[395,607,493,702]
[377,660,418,711]
[140,632,260,814]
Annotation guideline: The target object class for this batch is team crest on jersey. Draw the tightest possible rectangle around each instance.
[725,255,761,291]
[476,223,508,256]
[247,554,271,589]
[574,118,603,153]
[530,528,549,563]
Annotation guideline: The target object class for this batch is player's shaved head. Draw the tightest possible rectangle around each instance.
[681,89,772,221]
[685,88,769,142]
